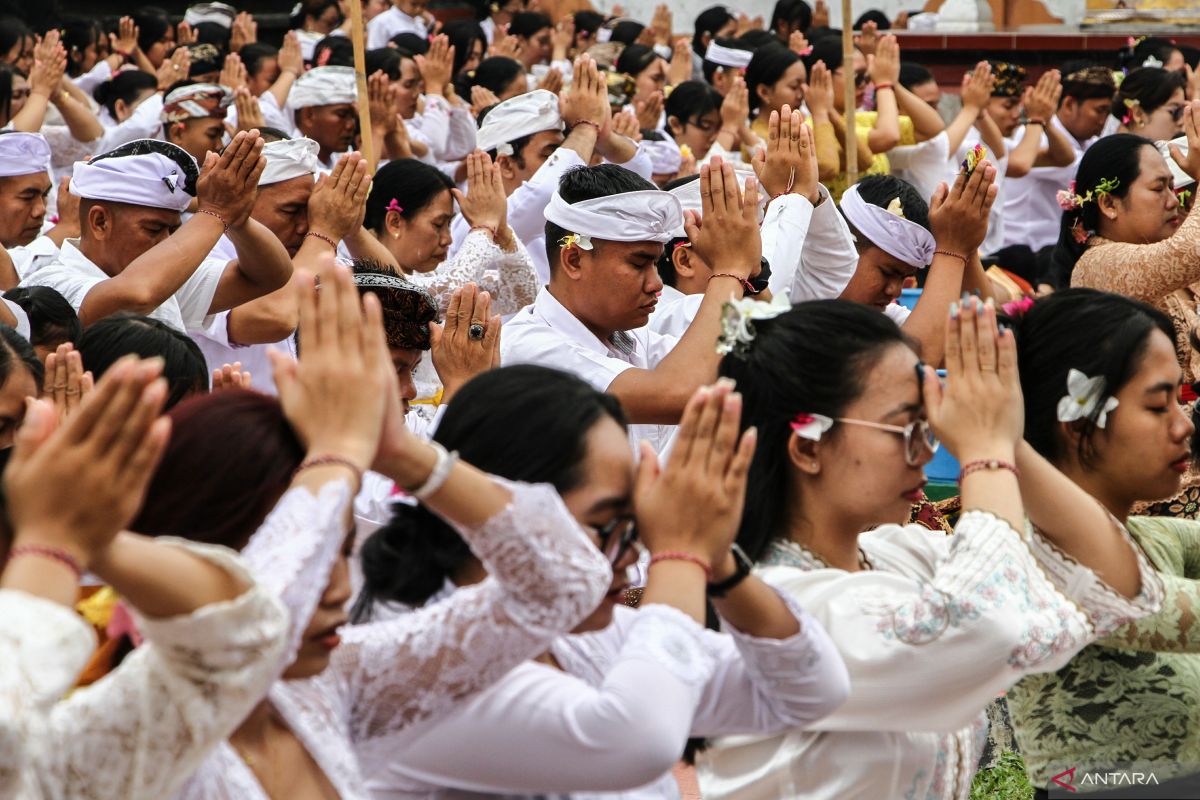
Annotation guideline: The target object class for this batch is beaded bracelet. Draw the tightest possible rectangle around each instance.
[570,120,601,136]
[709,272,760,295]
[7,544,83,580]
[649,551,713,580]
[294,454,364,483]
[934,249,967,264]
[196,208,229,234]
[958,458,1020,483]
[304,231,338,250]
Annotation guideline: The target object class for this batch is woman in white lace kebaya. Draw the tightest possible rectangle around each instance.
[696,298,1164,799]
[352,365,850,800]
[1,357,289,800]
[365,152,538,316]
[125,263,612,800]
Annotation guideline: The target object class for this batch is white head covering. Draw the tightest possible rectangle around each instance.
[643,136,682,175]
[839,183,935,269]
[476,90,562,156]
[545,189,683,243]
[0,132,51,178]
[260,137,320,185]
[184,2,236,28]
[704,41,753,69]
[288,66,358,110]
[665,164,766,238]
[70,142,197,212]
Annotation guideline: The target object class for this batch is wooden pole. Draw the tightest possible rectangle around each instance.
[347,0,376,172]
[841,0,857,186]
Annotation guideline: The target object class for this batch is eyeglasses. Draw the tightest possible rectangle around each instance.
[10,88,29,101]
[834,417,939,466]
[855,71,869,88]
[595,515,639,566]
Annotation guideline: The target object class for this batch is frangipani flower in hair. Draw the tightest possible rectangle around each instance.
[1057,368,1120,428]
[559,232,593,251]
[715,295,791,357]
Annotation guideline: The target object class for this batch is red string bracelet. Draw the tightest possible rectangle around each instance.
[7,544,82,580]
[709,272,757,295]
[873,82,894,92]
[304,231,338,250]
[1026,117,1047,127]
[649,551,713,580]
[934,249,967,264]
[294,454,364,483]
[196,208,229,234]
[958,458,1020,483]
[470,224,498,240]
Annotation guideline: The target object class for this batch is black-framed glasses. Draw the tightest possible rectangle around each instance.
[835,417,939,466]
[595,515,638,566]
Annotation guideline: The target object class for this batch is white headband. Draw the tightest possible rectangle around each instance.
[546,189,683,244]
[476,89,562,155]
[184,2,236,28]
[840,184,935,269]
[288,66,358,109]
[0,132,51,178]
[704,42,753,69]
[643,137,682,175]
[260,137,320,185]
[71,148,197,212]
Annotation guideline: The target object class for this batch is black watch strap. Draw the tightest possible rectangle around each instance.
[706,543,753,598]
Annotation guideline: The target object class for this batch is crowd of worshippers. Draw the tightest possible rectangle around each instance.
[7,1,1200,798]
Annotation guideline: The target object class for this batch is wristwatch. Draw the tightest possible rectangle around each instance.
[706,543,753,598]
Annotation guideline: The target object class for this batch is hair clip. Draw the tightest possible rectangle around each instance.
[386,199,404,214]
[715,295,790,357]
[1057,368,1119,428]
[1121,97,1140,126]
[790,412,834,441]
[560,232,593,250]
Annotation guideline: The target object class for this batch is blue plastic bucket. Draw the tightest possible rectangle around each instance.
[898,288,922,310]
[925,369,960,483]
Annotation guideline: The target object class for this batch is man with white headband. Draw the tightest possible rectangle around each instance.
[0,132,74,282]
[161,82,235,163]
[702,38,755,97]
[288,66,358,169]
[501,159,762,452]
[456,56,645,284]
[837,166,997,365]
[21,134,292,333]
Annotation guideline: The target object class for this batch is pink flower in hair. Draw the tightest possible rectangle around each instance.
[386,199,404,214]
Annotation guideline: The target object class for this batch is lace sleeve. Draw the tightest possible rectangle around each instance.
[335,480,611,746]
[239,479,355,666]
[35,541,288,800]
[1071,207,1200,302]
[0,590,95,717]
[408,229,538,316]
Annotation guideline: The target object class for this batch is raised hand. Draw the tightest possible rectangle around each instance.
[1170,101,1200,182]
[552,18,575,61]
[278,31,304,78]
[212,362,252,391]
[752,106,819,203]
[806,61,834,118]
[960,61,994,113]
[30,39,67,99]
[196,129,266,229]
[560,55,609,130]
[157,46,190,91]
[720,78,750,131]
[651,4,672,46]
[451,150,508,237]
[490,33,523,61]
[53,176,80,239]
[268,258,392,472]
[430,283,501,403]
[470,85,500,117]
[634,379,757,569]
[788,30,810,56]
[867,33,900,85]
[928,159,999,257]
[176,21,199,45]
[668,37,692,85]
[612,108,642,141]
[416,34,454,96]
[537,66,564,95]
[43,343,93,423]
[234,87,265,132]
[306,151,371,243]
[1022,68,1061,123]
[5,356,170,571]
[230,11,258,52]
[368,70,398,133]
[109,16,139,60]
[686,156,762,280]
[219,53,248,91]
[635,90,664,130]
[812,0,830,28]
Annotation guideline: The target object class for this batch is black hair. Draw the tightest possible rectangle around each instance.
[365,46,404,80]
[1179,44,1200,71]
[459,55,524,97]
[616,43,661,79]
[665,80,722,134]
[3,287,81,352]
[849,174,931,239]
[701,36,754,84]
[364,158,455,233]
[93,69,158,119]
[656,174,699,286]
[737,29,778,50]
[0,63,16,125]
[61,18,101,78]
[771,0,812,35]
[801,34,844,73]
[1117,36,1181,72]
[719,301,909,561]
[390,32,430,56]
[290,0,342,31]
[853,9,891,30]
[78,314,206,409]
[312,35,354,67]
[131,7,170,55]
[1059,59,1117,102]
[1014,288,1175,468]
[509,11,551,39]
[239,42,280,78]
[442,19,487,78]
[693,5,735,56]
[352,365,627,618]
[0,16,29,62]
[574,10,605,42]
[609,19,646,46]
[746,43,802,113]
[899,61,934,91]
[544,163,658,270]
[1050,133,1153,284]
[193,21,230,48]
[0,322,43,391]
[1112,66,1186,121]
[257,125,292,142]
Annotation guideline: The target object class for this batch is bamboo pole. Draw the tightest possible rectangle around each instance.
[841,0,857,186]
[347,0,376,172]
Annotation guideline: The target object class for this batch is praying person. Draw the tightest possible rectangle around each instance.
[287,66,358,169]
[159,82,234,163]
[0,132,75,282]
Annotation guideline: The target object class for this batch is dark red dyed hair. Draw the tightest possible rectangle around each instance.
[130,389,305,550]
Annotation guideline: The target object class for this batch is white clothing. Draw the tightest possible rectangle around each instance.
[174,478,612,800]
[884,301,911,326]
[1001,116,1093,252]
[367,597,847,799]
[648,284,702,339]
[72,60,113,97]
[1,541,288,800]
[368,6,429,48]
[888,130,951,204]
[22,238,224,332]
[96,93,165,155]
[502,287,678,452]
[953,130,1013,257]
[406,94,478,166]
[8,235,60,280]
[408,227,539,316]
[697,511,1164,799]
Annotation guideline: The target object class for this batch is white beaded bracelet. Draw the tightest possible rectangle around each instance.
[410,441,459,501]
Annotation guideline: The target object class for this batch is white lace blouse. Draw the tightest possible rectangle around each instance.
[0,541,289,800]
[696,511,1165,800]
[408,227,539,317]
[172,477,612,800]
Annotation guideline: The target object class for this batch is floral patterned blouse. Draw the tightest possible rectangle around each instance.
[1007,515,1200,791]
